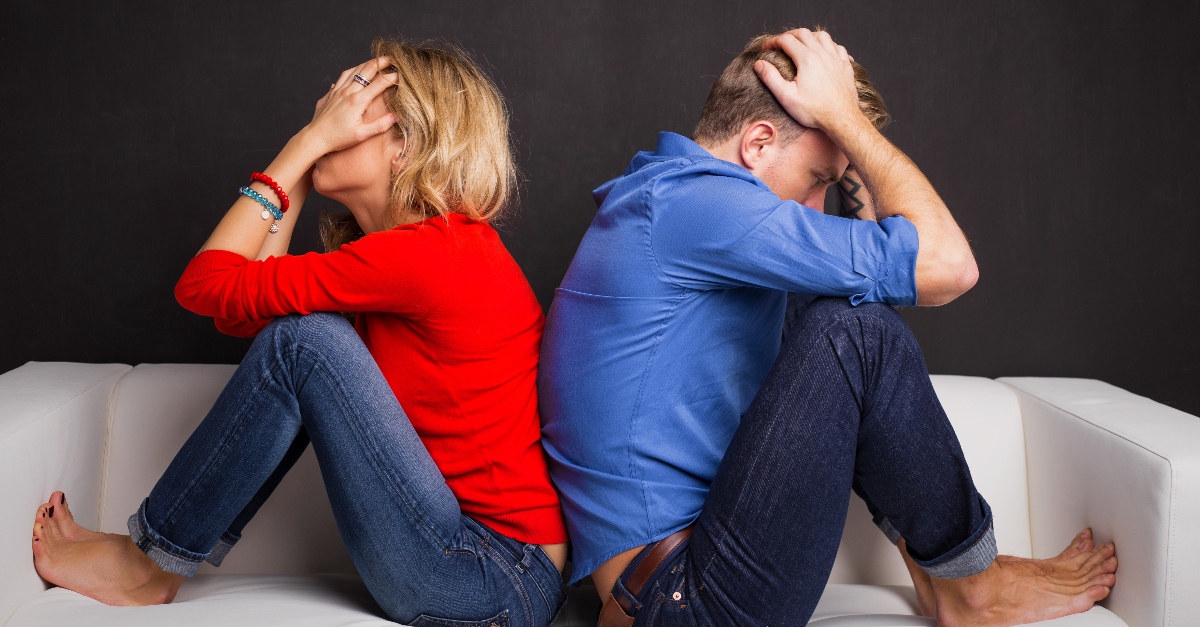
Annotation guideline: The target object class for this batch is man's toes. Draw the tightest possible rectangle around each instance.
[1085,584,1112,602]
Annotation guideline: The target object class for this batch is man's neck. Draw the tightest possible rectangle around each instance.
[696,137,744,167]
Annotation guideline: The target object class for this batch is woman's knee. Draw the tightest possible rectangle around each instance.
[263,312,356,344]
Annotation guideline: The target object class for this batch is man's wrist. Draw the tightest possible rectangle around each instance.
[818,108,876,146]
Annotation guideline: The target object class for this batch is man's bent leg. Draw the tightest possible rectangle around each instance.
[631,297,1113,627]
[665,297,990,626]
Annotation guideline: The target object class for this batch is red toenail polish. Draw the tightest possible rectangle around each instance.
[48,506,54,517]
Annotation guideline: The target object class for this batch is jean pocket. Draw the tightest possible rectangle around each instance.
[410,609,509,627]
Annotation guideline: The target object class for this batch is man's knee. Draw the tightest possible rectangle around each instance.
[782,297,918,359]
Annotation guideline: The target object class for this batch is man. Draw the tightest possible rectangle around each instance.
[539,28,1117,626]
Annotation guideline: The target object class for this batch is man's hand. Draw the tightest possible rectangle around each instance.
[755,28,861,131]
[757,28,979,306]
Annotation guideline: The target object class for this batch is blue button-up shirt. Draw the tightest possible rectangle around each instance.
[539,132,919,584]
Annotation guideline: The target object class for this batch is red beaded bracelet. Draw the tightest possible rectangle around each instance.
[250,172,290,213]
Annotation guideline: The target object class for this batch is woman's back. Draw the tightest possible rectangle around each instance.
[175,212,563,543]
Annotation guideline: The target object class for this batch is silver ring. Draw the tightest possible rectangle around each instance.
[352,74,371,87]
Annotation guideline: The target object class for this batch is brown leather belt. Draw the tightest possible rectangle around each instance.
[597,526,694,627]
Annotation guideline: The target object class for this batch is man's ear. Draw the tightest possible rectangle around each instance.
[739,121,779,172]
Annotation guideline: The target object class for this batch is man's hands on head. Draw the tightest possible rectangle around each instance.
[756,29,861,132]
[758,28,979,306]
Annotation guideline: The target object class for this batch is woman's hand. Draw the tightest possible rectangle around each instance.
[302,57,399,156]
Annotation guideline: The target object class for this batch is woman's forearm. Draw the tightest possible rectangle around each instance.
[253,168,314,261]
[199,130,325,259]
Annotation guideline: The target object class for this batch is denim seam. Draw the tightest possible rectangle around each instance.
[127,501,206,576]
[155,359,277,535]
[300,343,450,550]
[692,309,857,583]
[521,545,563,622]
[482,542,535,627]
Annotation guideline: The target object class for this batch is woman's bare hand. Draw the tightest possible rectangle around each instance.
[303,57,399,156]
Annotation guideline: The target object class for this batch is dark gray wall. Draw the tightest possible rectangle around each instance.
[2,1,1197,415]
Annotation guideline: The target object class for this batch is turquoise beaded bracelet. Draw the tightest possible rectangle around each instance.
[239,186,283,221]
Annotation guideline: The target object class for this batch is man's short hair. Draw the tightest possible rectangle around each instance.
[693,31,892,147]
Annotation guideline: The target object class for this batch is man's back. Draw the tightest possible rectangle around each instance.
[539,131,919,584]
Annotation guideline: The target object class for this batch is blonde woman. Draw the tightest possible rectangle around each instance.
[30,40,568,627]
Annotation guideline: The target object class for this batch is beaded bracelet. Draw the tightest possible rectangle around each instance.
[250,172,290,212]
[239,186,283,221]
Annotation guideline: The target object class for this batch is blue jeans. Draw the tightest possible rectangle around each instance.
[128,313,566,627]
[618,296,996,626]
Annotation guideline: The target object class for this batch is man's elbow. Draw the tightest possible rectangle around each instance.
[916,254,978,306]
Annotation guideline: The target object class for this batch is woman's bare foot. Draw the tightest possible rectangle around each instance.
[36,492,104,542]
[932,528,1117,627]
[32,499,185,606]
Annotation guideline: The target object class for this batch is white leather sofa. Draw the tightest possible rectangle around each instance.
[2,362,1197,627]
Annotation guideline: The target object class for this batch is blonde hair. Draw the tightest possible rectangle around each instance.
[693,30,891,146]
[322,38,516,251]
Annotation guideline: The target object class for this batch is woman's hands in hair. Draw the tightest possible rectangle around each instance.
[302,57,399,156]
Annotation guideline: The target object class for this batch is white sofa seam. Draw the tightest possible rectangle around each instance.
[0,363,130,444]
[97,365,136,532]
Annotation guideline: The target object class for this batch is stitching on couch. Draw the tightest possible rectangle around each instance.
[96,365,136,531]
[0,363,131,443]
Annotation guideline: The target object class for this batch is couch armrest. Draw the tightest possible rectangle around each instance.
[1000,377,1200,627]
[0,362,130,624]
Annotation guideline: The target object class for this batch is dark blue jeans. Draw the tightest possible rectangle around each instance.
[620,296,995,626]
[128,313,565,627]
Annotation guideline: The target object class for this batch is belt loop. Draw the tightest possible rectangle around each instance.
[597,526,694,627]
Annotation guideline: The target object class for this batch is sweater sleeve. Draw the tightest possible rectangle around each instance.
[175,228,441,333]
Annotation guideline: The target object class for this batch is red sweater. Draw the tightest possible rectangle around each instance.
[175,213,567,544]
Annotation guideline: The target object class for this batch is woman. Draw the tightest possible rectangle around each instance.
[30,39,568,627]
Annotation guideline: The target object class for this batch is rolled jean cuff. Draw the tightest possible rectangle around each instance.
[913,508,998,579]
[873,515,903,546]
[205,531,240,567]
[127,499,207,577]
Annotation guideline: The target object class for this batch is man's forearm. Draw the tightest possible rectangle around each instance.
[824,115,978,305]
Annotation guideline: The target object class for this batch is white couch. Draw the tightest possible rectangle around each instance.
[1,362,1197,627]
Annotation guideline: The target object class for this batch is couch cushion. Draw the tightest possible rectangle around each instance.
[98,364,355,575]
[828,375,1033,586]
[0,361,130,623]
[6,577,1127,626]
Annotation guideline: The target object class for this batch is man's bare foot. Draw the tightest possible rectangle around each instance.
[36,492,104,542]
[932,528,1117,627]
[32,501,185,606]
[899,539,938,617]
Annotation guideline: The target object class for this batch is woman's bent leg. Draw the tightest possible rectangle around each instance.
[200,313,563,626]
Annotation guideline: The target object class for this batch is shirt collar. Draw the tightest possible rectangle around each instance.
[653,132,714,159]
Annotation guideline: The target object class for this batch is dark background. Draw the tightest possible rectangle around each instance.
[2,1,1197,415]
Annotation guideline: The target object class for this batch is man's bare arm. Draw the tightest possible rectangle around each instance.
[836,166,876,222]
[758,29,977,306]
